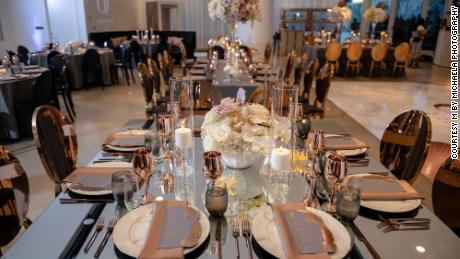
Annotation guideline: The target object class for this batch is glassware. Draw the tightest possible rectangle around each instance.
[203,151,224,184]
[305,129,324,176]
[303,173,318,208]
[322,153,348,213]
[156,114,174,155]
[111,170,137,211]
[145,131,162,169]
[132,148,154,204]
[336,186,361,222]
[205,181,228,216]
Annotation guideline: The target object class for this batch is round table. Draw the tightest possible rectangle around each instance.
[29,48,115,89]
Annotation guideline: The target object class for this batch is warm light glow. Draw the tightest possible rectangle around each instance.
[155,196,164,201]
[352,0,364,3]
[416,246,426,253]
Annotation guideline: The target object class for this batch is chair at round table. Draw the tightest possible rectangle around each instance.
[300,58,319,104]
[345,42,363,77]
[379,109,431,183]
[369,42,388,77]
[324,41,341,75]
[32,105,77,196]
[208,45,225,59]
[0,146,31,256]
[302,63,332,119]
[392,42,410,77]
[82,49,103,90]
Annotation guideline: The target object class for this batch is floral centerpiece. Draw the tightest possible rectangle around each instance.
[363,5,387,41]
[328,1,352,41]
[201,97,270,169]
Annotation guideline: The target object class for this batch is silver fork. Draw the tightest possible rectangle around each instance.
[84,216,105,253]
[232,221,241,259]
[382,224,430,233]
[94,217,117,258]
[241,219,253,259]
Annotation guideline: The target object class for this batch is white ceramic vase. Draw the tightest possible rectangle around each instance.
[222,151,260,169]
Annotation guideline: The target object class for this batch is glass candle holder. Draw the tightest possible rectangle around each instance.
[205,181,228,216]
[336,186,361,222]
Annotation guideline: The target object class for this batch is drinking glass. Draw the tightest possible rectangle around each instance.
[203,151,224,184]
[111,170,137,210]
[205,181,228,216]
[322,153,348,213]
[145,131,162,170]
[336,186,361,222]
[133,148,154,204]
[303,173,318,208]
[305,129,324,176]
[156,114,174,155]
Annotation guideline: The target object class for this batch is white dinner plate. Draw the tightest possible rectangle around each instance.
[348,174,422,213]
[66,162,132,196]
[104,144,142,152]
[113,205,210,257]
[252,205,351,259]
[336,148,368,157]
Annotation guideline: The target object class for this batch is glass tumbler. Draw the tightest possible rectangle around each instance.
[336,186,361,222]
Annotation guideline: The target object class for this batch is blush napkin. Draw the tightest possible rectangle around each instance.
[63,167,130,191]
[104,134,145,147]
[324,136,368,151]
[271,203,332,259]
[344,175,423,200]
[138,200,201,259]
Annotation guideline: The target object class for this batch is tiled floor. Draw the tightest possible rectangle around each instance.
[0,61,450,252]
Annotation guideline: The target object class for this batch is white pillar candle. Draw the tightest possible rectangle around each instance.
[271,147,291,172]
[175,127,192,149]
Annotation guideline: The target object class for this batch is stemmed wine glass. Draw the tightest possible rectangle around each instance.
[133,147,154,204]
[322,153,348,213]
[305,129,324,176]
[156,114,174,156]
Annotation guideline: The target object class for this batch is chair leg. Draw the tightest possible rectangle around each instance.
[357,61,360,75]
[123,67,130,85]
[369,62,374,77]
[62,94,74,122]
[130,68,136,83]
[345,61,349,78]
[65,90,77,117]
[23,217,32,229]
[392,63,397,77]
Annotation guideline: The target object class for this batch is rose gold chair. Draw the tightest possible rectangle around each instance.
[208,45,225,59]
[345,42,363,77]
[301,64,333,119]
[0,146,32,256]
[380,110,431,183]
[32,105,77,196]
[324,41,341,75]
[294,53,308,87]
[300,58,320,104]
[392,42,411,77]
[420,142,450,182]
[369,42,388,77]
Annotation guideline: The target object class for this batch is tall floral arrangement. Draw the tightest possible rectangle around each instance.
[363,6,387,23]
[208,0,261,23]
[328,1,352,24]
[201,97,270,153]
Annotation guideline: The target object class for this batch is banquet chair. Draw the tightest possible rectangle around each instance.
[369,42,388,77]
[46,51,60,65]
[137,63,154,108]
[176,42,196,76]
[380,110,431,183]
[283,50,298,84]
[32,105,77,196]
[208,45,225,59]
[239,45,253,64]
[302,63,332,119]
[263,42,272,64]
[324,41,341,75]
[157,53,171,93]
[300,58,319,104]
[82,49,103,90]
[0,146,32,256]
[420,142,450,182]
[294,53,308,86]
[49,54,76,121]
[392,42,410,78]
[14,71,54,136]
[112,45,134,86]
[345,42,363,77]
[17,45,29,65]
[432,157,460,236]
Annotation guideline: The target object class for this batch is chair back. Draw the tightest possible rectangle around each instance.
[264,42,272,63]
[47,51,60,65]
[239,45,253,64]
[314,64,332,104]
[32,106,77,185]
[283,50,297,84]
[324,41,342,62]
[209,45,225,59]
[380,110,432,183]
[127,40,143,63]
[0,146,30,248]
[294,53,308,86]
[432,158,460,235]
[302,59,319,101]
[394,42,411,62]
[32,70,53,107]
[346,42,363,62]
[137,63,154,105]
[17,45,29,64]
[371,42,388,62]
[82,49,102,85]
[420,142,450,182]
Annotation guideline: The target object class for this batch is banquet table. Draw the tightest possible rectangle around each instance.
[121,41,159,59]
[4,119,459,259]
[29,48,115,89]
[0,68,49,140]
[304,44,396,77]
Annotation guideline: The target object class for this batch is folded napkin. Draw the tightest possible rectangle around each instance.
[344,175,423,200]
[271,203,333,259]
[104,133,145,147]
[188,69,205,75]
[64,167,130,191]
[138,200,201,259]
[324,136,368,151]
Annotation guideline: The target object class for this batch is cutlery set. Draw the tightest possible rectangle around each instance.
[231,219,253,259]
[59,198,114,204]
[84,217,117,258]
[378,215,431,233]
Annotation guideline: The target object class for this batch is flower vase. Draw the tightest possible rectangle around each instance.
[336,22,343,43]
[226,21,241,82]
[371,22,377,43]
[222,151,259,169]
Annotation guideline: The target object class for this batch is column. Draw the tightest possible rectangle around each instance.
[360,0,371,35]
[236,0,274,57]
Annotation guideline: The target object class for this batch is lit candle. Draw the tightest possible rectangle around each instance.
[175,127,192,149]
[271,147,291,172]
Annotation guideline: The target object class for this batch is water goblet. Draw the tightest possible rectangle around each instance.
[133,148,154,204]
[305,129,324,176]
[322,153,348,213]
[203,151,224,184]
[156,114,174,155]
[336,186,361,222]
[112,170,137,213]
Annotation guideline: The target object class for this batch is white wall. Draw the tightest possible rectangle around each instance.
[0,0,50,52]
[46,0,87,46]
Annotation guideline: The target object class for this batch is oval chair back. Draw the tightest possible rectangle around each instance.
[380,110,432,183]
[209,45,225,60]
[394,42,411,62]
[324,41,342,62]
[346,42,363,62]
[371,42,388,62]
[32,105,77,195]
